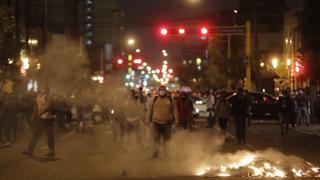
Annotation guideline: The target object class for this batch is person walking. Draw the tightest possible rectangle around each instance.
[145,86,179,159]
[206,90,216,128]
[176,91,194,130]
[230,88,249,145]
[215,91,230,140]
[125,89,144,143]
[295,89,310,126]
[278,90,294,136]
[22,89,55,157]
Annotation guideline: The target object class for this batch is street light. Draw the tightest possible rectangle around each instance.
[272,58,279,69]
[160,28,168,35]
[127,38,135,46]
[287,58,291,66]
[136,49,141,53]
[200,27,208,35]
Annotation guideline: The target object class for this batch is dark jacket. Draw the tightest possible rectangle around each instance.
[230,94,249,116]
[278,96,294,113]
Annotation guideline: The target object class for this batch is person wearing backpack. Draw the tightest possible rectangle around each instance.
[145,85,179,159]
[22,88,55,157]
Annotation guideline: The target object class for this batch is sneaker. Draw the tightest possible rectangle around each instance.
[22,150,33,157]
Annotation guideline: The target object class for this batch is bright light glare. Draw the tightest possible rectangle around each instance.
[201,27,208,35]
[272,58,278,69]
[160,28,168,35]
[178,28,185,34]
[128,38,135,45]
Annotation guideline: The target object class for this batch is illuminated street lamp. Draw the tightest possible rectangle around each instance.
[260,62,265,68]
[287,58,291,66]
[135,49,141,53]
[272,58,279,69]
[127,38,135,46]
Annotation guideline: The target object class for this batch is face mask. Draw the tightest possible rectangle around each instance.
[159,90,166,96]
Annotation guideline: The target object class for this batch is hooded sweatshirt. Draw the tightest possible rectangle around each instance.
[145,87,179,124]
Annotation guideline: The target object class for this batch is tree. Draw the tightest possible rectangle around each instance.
[0,7,18,93]
[206,36,246,89]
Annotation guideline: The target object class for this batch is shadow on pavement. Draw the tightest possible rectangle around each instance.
[32,156,61,163]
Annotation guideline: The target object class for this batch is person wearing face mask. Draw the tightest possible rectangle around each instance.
[145,85,179,159]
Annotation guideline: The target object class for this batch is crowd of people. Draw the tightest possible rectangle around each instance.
[0,85,318,158]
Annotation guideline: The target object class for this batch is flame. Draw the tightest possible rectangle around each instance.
[217,172,231,177]
[195,154,320,178]
[311,167,319,173]
[195,165,211,176]
[238,155,255,166]
[292,168,304,177]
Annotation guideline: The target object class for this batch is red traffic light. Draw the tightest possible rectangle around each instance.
[178,28,186,34]
[117,58,124,65]
[160,28,168,35]
[200,27,208,35]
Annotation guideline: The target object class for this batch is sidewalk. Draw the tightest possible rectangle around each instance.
[293,124,320,136]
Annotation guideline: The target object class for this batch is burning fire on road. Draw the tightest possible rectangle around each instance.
[195,152,320,178]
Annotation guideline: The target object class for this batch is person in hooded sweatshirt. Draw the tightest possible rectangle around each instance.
[145,85,179,159]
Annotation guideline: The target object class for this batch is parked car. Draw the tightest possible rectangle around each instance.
[228,91,279,120]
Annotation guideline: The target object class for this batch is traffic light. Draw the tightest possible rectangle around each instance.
[294,60,304,75]
[200,27,208,35]
[160,27,168,36]
[117,58,124,65]
[178,28,186,35]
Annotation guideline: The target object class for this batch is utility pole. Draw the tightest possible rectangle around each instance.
[245,21,253,91]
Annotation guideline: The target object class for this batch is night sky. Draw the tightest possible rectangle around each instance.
[122,0,239,65]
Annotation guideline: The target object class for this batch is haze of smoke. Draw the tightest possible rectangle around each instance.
[102,128,307,178]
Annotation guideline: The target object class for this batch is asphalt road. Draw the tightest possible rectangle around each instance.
[0,120,319,180]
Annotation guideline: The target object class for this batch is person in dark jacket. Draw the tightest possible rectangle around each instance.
[229,88,249,145]
[278,90,294,136]
[215,91,230,139]
[176,91,194,130]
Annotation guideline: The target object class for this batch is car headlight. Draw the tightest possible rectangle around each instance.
[195,100,203,105]
[195,108,200,113]
[110,109,114,114]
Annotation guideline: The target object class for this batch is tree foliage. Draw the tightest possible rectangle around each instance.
[206,36,246,89]
[0,8,16,66]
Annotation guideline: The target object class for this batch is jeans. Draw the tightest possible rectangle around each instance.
[234,116,246,144]
[279,112,290,136]
[152,122,172,156]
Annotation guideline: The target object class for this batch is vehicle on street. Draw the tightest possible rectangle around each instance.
[190,95,209,118]
[228,91,279,120]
